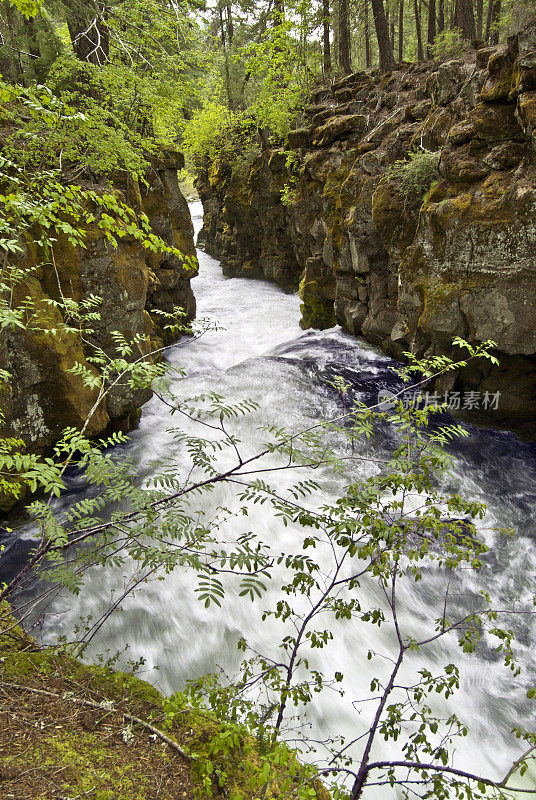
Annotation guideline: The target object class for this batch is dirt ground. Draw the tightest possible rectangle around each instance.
[0,615,197,800]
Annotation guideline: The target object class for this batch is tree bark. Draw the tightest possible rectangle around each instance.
[364,0,371,67]
[338,0,352,73]
[371,0,395,70]
[23,15,41,61]
[226,1,234,44]
[413,0,424,60]
[273,0,284,25]
[475,0,483,39]
[398,0,404,61]
[4,2,25,84]
[488,0,500,43]
[66,0,109,65]
[438,0,445,33]
[455,0,476,40]
[484,0,492,40]
[219,5,234,110]
[323,0,332,75]
[427,0,436,54]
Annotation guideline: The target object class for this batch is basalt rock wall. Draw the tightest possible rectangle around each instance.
[197,25,536,427]
[1,150,198,507]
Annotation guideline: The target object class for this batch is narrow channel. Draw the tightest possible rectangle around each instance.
[36,201,536,797]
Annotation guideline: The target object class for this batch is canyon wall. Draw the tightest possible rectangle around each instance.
[0,149,197,507]
[197,25,536,427]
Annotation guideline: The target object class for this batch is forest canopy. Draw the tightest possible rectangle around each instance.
[1,0,535,173]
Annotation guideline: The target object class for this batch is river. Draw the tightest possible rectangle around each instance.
[17,202,536,796]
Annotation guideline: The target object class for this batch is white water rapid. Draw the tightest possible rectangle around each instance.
[30,203,536,796]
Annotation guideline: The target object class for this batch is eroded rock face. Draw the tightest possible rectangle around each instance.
[198,30,536,427]
[0,151,198,507]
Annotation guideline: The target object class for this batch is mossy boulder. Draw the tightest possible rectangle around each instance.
[299,259,336,330]
[313,114,367,147]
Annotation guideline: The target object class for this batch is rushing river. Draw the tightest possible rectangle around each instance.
[11,201,536,796]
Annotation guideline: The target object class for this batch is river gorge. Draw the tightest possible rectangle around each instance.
[6,201,533,797]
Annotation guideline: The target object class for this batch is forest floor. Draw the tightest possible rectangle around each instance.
[0,602,323,800]
[0,604,197,800]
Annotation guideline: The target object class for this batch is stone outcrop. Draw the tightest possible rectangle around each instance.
[198,25,536,428]
[197,151,302,289]
[0,150,197,506]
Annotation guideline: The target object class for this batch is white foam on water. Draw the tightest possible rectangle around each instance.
[38,201,536,797]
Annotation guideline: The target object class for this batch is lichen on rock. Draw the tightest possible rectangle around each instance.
[0,149,198,509]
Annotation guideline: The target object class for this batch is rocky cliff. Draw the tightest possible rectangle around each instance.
[197,24,536,427]
[1,150,197,506]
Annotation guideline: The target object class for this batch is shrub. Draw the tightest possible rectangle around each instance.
[180,101,236,168]
[387,148,440,198]
[431,28,467,59]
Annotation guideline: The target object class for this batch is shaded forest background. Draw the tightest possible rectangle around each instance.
[1,0,534,179]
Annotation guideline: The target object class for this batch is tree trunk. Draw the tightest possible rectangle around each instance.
[475,0,483,39]
[219,5,234,110]
[23,15,41,61]
[323,0,332,75]
[488,0,500,43]
[273,0,284,25]
[371,0,395,70]
[398,0,404,61]
[427,0,436,54]
[364,0,371,67]
[438,0,445,33]
[484,0,492,40]
[484,0,491,40]
[338,0,352,73]
[66,1,109,65]
[413,0,424,60]
[455,0,476,40]
[226,2,234,44]
[5,2,25,84]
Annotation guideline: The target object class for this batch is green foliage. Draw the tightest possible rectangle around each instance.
[181,101,236,168]
[182,108,262,187]
[387,148,440,198]
[180,13,311,172]
[0,0,206,161]
[280,149,302,205]
[238,22,308,139]
[44,57,157,176]
[0,76,148,180]
[163,676,319,800]
[1,0,41,18]
[500,0,536,35]
[431,28,467,59]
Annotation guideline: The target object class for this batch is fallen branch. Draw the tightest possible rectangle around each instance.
[0,681,193,763]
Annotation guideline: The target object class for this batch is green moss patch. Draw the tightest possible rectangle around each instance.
[0,605,195,799]
[0,604,330,800]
